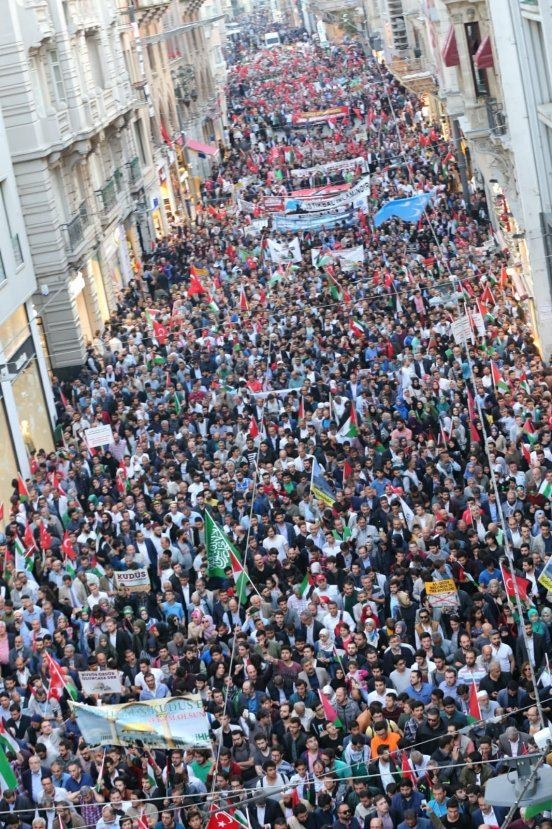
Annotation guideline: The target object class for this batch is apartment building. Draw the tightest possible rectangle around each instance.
[0,105,56,496]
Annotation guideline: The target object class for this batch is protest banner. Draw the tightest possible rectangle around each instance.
[538,556,552,593]
[85,425,115,449]
[311,245,364,270]
[291,105,348,126]
[290,182,351,201]
[261,195,286,213]
[290,156,366,179]
[114,568,150,593]
[425,579,460,608]
[70,696,212,750]
[451,315,474,345]
[79,670,123,695]
[287,175,371,213]
[273,209,355,232]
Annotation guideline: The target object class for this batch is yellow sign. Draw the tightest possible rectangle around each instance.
[425,579,456,594]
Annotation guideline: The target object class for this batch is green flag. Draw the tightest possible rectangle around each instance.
[205,511,248,603]
[0,747,18,790]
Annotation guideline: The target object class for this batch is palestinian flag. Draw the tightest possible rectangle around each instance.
[14,537,35,576]
[336,402,359,441]
[0,721,19,756]
[538,479,552,500]
[173,394,182,415]
[349,319,365,339]
[298,572,312,599]
[523,418,538,445]
[17,474,29,502]
[490,361,509,394]
[0,747,17,791]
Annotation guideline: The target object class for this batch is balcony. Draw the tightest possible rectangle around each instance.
[11,234,24,267]
[65,202,89,253]
[127,156,143,189]
[97,177,117,212]
[132,0,170,23]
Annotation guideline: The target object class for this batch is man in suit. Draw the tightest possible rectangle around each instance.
[297,659,330,692]
[21,755,50,805]
[58,574,88,610]
[245,796,282,829]
[471,797,507,829]
[6,705,31,744]
[516,620,549,668]
[297,612,324,647]
[497,726,532,758]
[0,790,34,828]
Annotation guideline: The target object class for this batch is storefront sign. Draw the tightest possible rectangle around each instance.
[70,696,211,750]
[425,579,459,608]
[79,670,123,695]
[84,424,114,448]
[114,568,151,593]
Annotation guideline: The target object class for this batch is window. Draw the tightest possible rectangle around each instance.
[134,119,147,165]
[527,19,551,104]
[0,181,23,268]
[86,34,105,89]
[48,50,66,104]
[464,22,489,98]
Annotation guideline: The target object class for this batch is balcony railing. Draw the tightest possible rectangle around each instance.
[66,202,88,250]
[11,233,23,266]
[113,168,124,194]
[486,99,508,136]
[128,156,142,186]
[98,177,117,212]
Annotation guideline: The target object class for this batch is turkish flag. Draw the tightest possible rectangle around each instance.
[206,812,243,829]
[152,320,167,345]
[500,564,530,602]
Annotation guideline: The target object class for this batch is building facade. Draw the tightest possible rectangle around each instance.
[365,0,552,355]
[0,0,149,375]
[0,105,56,500]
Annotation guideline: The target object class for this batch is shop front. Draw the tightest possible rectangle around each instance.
[0,304,55,482]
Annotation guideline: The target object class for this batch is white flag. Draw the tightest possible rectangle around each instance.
[267,237,302,264]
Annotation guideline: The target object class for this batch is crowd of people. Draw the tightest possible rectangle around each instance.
[0,28,551,829]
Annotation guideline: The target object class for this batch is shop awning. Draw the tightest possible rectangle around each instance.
[186,138,219,157]
[442,26,460,67]
[474,35,494,69]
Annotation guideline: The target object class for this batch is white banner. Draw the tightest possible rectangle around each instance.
[290,156,366,179]
[70,696,212,750]
[288,176,372,213]
[267,238,302,264]
[85,425,115,449]
[311,245,364,270]
[114,568,151,593]
[451,315,474,345]
[79,670,122,695]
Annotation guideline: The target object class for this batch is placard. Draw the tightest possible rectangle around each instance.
[114,568,151,593]
[79,670,123,695]
[425,579,459,608]
[85,425,115,449]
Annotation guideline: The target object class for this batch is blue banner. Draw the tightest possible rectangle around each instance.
[373,193,432,227]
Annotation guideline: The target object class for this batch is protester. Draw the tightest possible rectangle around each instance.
[0,27,551,829]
